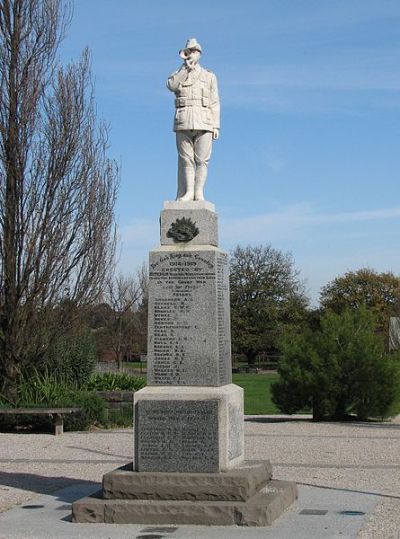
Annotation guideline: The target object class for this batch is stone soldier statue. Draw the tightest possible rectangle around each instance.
[167,38,220,202]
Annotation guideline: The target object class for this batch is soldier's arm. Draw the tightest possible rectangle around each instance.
[167,65,189,92]
[210,73,220,134]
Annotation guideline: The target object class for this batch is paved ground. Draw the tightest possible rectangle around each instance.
[0,415,399,538]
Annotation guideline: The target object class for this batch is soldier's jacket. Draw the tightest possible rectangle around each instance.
[167,64,220,132]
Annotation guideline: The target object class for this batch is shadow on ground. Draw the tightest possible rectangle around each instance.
[0,471,100,502]
[245,417,400,429]
[245,417,312,423]
[337,421,400,430]
[297,482,400,500]
[66,445,130,459]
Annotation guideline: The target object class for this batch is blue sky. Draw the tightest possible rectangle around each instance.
[61,0,400,305]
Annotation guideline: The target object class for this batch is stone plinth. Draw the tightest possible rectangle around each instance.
[72,460,298,526]
[147,245,232,387]
[103,461,272,501]
[161,201,218,247]
[134,385,244,473]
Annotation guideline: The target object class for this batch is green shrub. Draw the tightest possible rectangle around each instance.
[272,307,400,421]
[0,369,106,431]
[16,369,78,407]
[45,329,97,387]
[87,372,146,392]
[105,407,133,428]
[63,392,107,431]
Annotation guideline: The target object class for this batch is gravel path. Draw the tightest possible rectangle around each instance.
[244,416,400,538]
[0,416,399,537]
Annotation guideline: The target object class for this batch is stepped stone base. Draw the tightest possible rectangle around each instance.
[72,481,297,526]
[72,460,297,526]
[103,460,272,501]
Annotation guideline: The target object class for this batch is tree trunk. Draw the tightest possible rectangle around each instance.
[245,350,258,366]
[0,0,21,401]
[312,395,324,421]
[333,398,348,421]
[0,360,18,402]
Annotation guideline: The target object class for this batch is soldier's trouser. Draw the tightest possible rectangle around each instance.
[176,130,213,200]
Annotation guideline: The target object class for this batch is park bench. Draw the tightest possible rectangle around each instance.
[0,407,81,435]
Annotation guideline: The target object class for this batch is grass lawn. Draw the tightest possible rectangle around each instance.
[118,369,283,415]
[123,361,144,369]
[232,372,280,415]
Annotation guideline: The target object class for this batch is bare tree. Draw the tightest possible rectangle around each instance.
[133,262,148,357]
[98,266,148,370]
[0,0,119,400]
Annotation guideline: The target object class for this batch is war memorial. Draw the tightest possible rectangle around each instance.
[72,38,297,527]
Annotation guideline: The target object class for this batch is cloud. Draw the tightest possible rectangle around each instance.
[224,60,400,92]
[220,204,400,244]
[118,205,400,253]
[115,204,400,305]
[219,35,400,114]
[311,207,400,223]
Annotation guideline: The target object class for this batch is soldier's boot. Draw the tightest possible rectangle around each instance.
[194,168,207,201]
[178,170,195,201]
[176,160,186,200]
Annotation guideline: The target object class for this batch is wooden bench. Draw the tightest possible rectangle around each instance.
[0,407,81,435]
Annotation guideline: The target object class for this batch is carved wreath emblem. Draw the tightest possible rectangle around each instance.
[167,217,199,242]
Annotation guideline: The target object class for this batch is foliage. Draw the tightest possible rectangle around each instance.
[0,368,107,431]
[87,372,146,392]
[0,369,75,408]
[230,244,309,364]
[320,268,400,333]
[272,307,400,420]
[63,391,107,431]
[0,0,118,401]
[105,407,134,428]
[44,328,97,387]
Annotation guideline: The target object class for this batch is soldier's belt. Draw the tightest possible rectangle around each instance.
[175,97,209,108]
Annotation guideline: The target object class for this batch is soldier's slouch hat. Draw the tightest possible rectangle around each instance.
[179,38,202,58]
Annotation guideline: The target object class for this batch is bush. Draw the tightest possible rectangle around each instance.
[272,307,400,420]
[15,369,77,407]
[63,392,107,431]
[45,328,97,387]
[105,407,133,428]
[0,369,107,432]
[87,372,146,392]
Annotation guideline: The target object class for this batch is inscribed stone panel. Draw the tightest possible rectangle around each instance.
[135,399,219,472]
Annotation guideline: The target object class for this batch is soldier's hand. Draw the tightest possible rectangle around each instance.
[185,58,195,71]
[212,129,219,140]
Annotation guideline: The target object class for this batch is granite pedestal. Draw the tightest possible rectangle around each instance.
[134,385,244,472]
[147,245,232,387]
[160,200,218,246]
[72,200,297,525]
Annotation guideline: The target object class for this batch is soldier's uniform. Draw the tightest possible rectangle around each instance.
[167,43,220,201]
